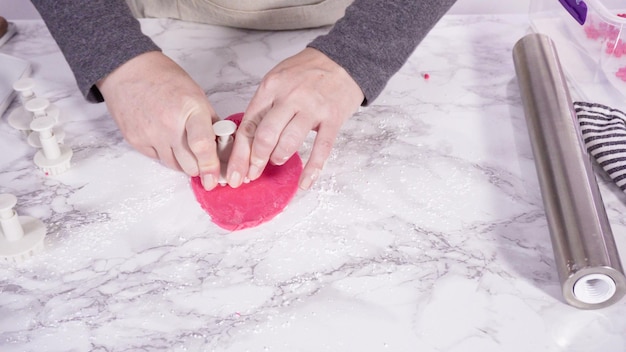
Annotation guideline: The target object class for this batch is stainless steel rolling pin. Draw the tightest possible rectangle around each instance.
[512,33,626,309]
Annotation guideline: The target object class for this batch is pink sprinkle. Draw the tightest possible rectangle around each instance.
[423,73,430,80]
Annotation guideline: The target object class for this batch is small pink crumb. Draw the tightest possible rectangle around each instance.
[45,172,49,176]
[423,73,430,80]
[615,67,626,81]
[618,13,626,18]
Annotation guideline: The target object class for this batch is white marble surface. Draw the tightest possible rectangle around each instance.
[1,15,626,352]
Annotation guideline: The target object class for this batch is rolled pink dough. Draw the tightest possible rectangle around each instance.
[191,113,302,231]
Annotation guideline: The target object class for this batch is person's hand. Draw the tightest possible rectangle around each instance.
[227,47,364,190]
[97,51,222,190]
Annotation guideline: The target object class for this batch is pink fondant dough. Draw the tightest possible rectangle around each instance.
[191,113,302,231]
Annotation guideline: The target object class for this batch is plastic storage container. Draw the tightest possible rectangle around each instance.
[530,0,626,105]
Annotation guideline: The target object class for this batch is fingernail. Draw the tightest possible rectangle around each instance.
[299,168,320,190]
[202,174,216,190]
[229,171,242,188]
[247,157,265,180]
[275,155,290,166]
[248,164,262,180]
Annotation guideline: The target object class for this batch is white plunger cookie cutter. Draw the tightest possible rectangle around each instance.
[14,77,36,103]
[8,79,61,137]
[25,97,65,148]
[30,115,73,176]
[7,78,37,136]
[0,193,46,263]
[213,120,237,186]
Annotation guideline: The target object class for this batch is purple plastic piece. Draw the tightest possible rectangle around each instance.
[559,0,588,25]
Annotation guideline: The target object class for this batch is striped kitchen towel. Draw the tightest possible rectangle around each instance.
[574,101,626,192]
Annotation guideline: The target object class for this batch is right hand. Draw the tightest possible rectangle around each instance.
[226,48,364,190]
[97,51,222,190]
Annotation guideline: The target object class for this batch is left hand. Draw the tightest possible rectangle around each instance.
[97,52,222,191]
[226,47,364,190]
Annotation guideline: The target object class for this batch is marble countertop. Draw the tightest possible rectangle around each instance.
[1,14,626,352]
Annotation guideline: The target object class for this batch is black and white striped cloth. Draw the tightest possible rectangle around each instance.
[574,101,626,192]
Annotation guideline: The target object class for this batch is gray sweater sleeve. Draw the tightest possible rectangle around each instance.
[308,0,457,105]
[30,0,161,103]
[30,0,455,105]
